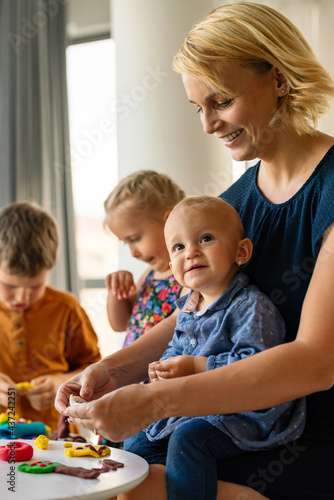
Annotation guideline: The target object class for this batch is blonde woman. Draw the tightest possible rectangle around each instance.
[57,3,334,498]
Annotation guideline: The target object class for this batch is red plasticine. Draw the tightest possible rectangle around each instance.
[0,441,33,461]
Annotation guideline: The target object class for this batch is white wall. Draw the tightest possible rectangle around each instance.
[110,0,233,278]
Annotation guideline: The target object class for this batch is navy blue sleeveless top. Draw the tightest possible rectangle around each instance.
[221,145,334,431]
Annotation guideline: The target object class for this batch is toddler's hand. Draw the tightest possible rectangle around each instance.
[105,270,136,300]
[149,355,197,381]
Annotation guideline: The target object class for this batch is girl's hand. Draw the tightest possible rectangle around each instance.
[149,355,205,381]
[105,270,136,300]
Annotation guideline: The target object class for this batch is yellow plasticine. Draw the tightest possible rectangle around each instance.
[34,435,49,450]
[0,413,8,424]
[63,442,73,448]
[16,382,35,390]
[64,445,111,458]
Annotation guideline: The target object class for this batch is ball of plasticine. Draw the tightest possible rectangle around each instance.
[34,435,49,450]
[0,413,8,425]
[69,394,88,406]
[0,441,34,461]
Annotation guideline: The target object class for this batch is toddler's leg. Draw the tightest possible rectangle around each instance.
[166,419,241,500]
[124,430,169,465]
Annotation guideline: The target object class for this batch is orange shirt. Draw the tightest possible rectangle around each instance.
[0,286,101,430]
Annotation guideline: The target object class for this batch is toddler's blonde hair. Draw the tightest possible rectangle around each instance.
[167,195,245,240]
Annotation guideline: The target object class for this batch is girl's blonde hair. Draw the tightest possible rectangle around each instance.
[173,2,334,134]
[104,170,186,224]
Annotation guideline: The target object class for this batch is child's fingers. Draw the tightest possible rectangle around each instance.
[105,274,112,290]
[148,362,162,382]
[150,359,176,379]
[109,271,135,299]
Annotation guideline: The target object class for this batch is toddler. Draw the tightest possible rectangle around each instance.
[0,202,101,430]
[104,170,186,348]
[125,196,306,500]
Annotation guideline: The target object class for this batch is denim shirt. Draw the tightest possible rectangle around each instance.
[145,273,306,450]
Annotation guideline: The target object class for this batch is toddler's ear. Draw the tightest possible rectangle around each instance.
[236,238,253,266]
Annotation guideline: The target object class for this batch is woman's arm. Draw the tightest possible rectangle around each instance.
[64,225,334,441]
[55,311,178,413]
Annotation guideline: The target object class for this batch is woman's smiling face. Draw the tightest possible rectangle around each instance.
[182,63,283,162]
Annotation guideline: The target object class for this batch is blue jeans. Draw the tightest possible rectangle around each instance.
[125,419,243,500]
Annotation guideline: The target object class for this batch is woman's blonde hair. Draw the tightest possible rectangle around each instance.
[173,2,334,134]
[104,170,186,224]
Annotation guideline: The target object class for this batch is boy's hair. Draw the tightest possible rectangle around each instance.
[104,170,186,222]
[0,202,59,277]
[173,2,334,135]
[168,195,245,239]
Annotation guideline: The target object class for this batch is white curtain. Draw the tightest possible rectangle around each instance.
[0,0,79,295]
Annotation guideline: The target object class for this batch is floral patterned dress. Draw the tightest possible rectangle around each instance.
[123,270,182,348]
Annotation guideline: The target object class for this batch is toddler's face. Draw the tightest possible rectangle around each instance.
[106,210,170,273]
[0,268,49,310]
[165,206,242,295]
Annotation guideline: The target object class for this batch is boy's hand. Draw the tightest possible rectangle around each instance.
[149,355,207,381]
[105,270,136,300]
[24,375,57,411]
[0,372,17,407]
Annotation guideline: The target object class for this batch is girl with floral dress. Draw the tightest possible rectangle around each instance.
[104,170,186,349]
[97,170,186,449]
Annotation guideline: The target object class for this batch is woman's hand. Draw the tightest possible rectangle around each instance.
[63,382,167,442]
[55,361,116,414]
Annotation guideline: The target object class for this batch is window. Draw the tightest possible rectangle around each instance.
[66,38,125,355]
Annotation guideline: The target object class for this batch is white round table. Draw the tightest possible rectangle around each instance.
[0,439,149,500]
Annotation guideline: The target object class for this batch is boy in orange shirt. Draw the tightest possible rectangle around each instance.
[0,202,101,430]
